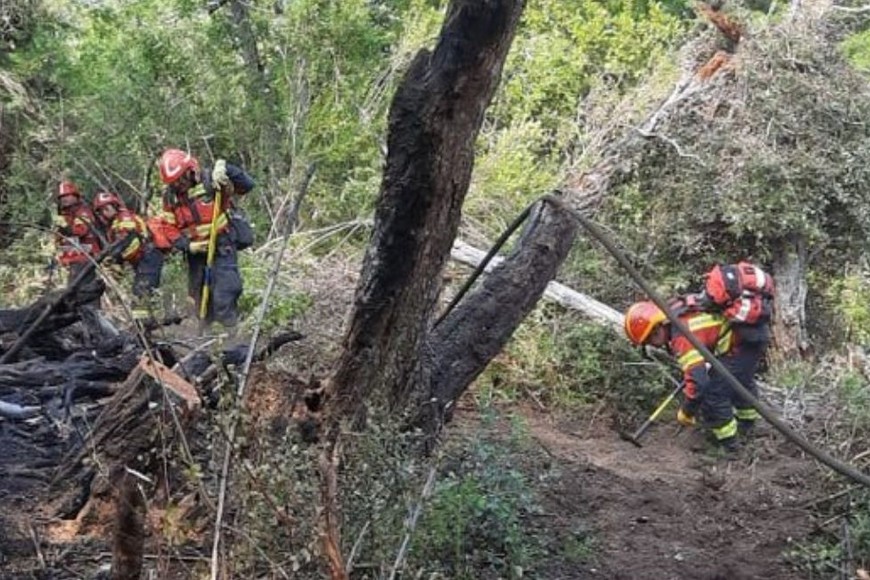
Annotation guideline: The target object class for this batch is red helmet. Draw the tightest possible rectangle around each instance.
[93,191,123,211]
[58,181,80,199]
[158,148,199,184]
[624,301,667,346]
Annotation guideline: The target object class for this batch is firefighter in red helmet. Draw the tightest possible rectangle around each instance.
[157,148,254,329]
[53,180,104,294]
[92,191,164,321]
[624,299,767,454]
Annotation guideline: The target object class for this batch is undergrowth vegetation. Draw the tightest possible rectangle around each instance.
[4,0,870,576]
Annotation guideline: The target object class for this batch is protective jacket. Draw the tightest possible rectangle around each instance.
[668,311,734,402]
[161,164,254,252]
[106,208,150,264]
[55,204,102,266]
[669,311,768,443]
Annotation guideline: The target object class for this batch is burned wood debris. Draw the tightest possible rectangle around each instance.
[0,283,303,530]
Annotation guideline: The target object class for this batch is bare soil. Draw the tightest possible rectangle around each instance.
[516,408,820,579]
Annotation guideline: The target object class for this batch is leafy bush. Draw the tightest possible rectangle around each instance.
[825,270,870,345]
[478,304,670,414]
[237,251,312,332]
[410,440,540,579]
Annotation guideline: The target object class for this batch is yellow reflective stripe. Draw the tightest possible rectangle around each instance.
[715,328,733,356]
[687,314,721,332]
[712,418,738,440]
[161,211,177,224]
[121,238,142,260]
[735,408,759,421]
[189,184,207,198]
[678,349,704,369]
[131,308,151,320]
[189,213,228,238]
[115,219,137,229]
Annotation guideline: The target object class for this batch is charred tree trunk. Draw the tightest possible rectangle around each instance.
[418,201,578,430]
[50,360,199,521]
[771,234,809,359]
[110,471,145,580]
[328,0,526,421]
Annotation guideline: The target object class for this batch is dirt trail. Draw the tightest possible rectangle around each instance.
[521,410,818,579]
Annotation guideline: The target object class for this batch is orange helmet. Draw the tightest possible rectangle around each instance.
[92,191,123,211]
[624,301,667,345]
[158,148,199,184]
[58,181,80,199]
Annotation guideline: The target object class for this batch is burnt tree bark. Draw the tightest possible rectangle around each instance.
[327,0,739,436]
[329,0,527,420]
[419,201,578,429]
[771,234,809,359]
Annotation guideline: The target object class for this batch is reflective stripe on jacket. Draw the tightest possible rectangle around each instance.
[56,205,102,266]
[108,208,149,263]
[668,312,733,400]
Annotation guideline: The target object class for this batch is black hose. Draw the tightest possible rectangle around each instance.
[433,198,540,328]
[544,193,870,488]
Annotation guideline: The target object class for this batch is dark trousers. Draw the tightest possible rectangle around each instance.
[132,246,164,298]
[186,242,243,327]
[701,324,770,430]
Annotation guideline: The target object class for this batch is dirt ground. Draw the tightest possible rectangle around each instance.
[515,408,820,579]
[0,387,833,580]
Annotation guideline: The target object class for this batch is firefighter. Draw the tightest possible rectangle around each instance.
[53,180,104,299]
[92,191,164,321]
[156,148,254,328]
[623,300,769,453]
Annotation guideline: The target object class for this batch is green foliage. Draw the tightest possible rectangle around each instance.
[841,28,870,72]
[784,536,844,578]
[610,18,870,275]
[0,230,54,307]
[237,251,312,332]
[478,305,667,413]
[495,0,688,136]
[825,271,870,345]
[410,440,540,579]
[561,523,599,564]
[786,493,870,576]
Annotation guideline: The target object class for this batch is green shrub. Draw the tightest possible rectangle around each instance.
[410,441,540,579]
[237,251,312,332]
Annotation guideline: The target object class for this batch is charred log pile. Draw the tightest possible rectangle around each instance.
[0,280,303,566]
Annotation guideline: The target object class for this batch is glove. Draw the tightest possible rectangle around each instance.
[212,159,230,189]
[677,407,697,427]
[173,234,191,254]
[54,215,73,237]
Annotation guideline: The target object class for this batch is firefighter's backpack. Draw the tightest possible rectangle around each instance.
[703,261,775,325]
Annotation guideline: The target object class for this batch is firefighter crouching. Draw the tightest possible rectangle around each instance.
[156,148,254,329]
[53,180,105,315]
[92,191,164,321]
[623,301,768,454]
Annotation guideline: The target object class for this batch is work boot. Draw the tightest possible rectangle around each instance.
[718,436,741,460]
[737,419,755,438]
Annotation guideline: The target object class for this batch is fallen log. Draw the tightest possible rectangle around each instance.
[48,330,304,521]
[50,355,201,520]
[450,239,624,329]
[0,345,140,394]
